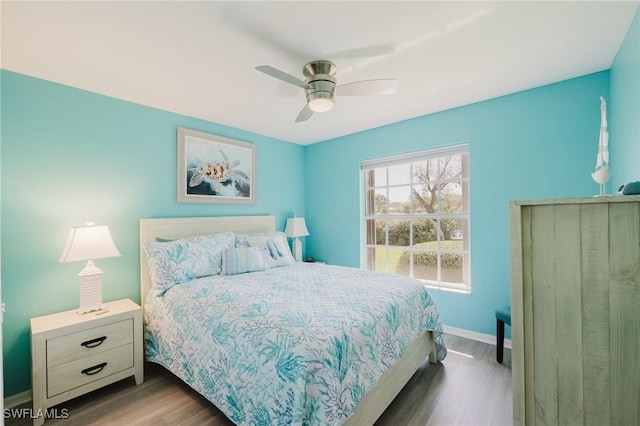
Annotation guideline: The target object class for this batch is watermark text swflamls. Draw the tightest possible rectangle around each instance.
[4,408,70,419]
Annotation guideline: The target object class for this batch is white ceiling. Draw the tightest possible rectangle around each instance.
[2,1,638,145]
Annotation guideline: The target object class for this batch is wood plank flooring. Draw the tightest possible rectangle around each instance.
[6,334,511,426]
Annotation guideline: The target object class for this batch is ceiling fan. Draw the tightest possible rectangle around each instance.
[255,60,398,122]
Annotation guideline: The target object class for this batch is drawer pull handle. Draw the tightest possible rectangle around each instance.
[81,362,107,376]
[81,336,107,348]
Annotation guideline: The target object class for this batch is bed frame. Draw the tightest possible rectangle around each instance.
[139,215,438,425]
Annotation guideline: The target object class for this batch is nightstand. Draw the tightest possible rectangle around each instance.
[30,299,143,426]
[303,258,326,264]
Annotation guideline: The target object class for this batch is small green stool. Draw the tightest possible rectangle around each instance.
[495,306,511,363]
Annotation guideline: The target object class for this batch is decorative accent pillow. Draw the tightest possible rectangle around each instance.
[235,231,295,268]
[143,232,235,295]
[221,246,265,275]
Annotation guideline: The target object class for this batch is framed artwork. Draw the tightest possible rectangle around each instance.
[177,127,256,204]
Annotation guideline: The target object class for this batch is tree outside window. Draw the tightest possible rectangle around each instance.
[363,146,470,292]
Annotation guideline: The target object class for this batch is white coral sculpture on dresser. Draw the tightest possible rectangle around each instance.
[591,96,610,196]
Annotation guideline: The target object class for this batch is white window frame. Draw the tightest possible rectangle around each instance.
[361,143,471,293]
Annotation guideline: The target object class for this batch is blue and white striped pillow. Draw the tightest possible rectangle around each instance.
[221,246,266,275]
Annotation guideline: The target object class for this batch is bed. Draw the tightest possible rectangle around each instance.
[139,215,447,425]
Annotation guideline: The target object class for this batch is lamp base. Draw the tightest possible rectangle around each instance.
[77,260,105,315]
[292,238,303,262]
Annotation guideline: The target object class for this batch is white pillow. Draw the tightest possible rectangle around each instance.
[235,231,295,268]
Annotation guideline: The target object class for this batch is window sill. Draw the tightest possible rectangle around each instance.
[423,282,472,295]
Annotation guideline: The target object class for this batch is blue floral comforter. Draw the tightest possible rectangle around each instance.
[144,263,447,425]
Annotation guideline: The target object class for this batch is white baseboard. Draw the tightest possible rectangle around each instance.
[5,389,31,408]
[444,325,512,350]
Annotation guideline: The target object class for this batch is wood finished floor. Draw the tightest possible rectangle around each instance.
[6,334,511,426]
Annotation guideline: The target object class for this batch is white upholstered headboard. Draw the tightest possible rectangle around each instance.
[139,215,276,306]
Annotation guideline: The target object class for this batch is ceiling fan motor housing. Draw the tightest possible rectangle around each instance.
[303,60,337,111]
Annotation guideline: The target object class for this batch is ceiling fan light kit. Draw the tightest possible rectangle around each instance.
[255,59,397,122]
[304,60,336,112]
[308,97,334,113]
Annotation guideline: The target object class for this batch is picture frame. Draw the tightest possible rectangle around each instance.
[177,127,256,204]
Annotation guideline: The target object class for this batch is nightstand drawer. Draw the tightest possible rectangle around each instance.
[47,343,133,397]
[47,319,133,367]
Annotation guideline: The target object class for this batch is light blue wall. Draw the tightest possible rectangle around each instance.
[0,71,305,396]
[610,7,640,188]
[304,71,610,337]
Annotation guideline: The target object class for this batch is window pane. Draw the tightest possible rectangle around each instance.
[374,189,388,215]
[441,182,463,214]
[411,187,433,214]
[373,167,387,187]
[369,219,387,245]
[388,163,411,185]
[388,247,406,275]
[393,247,411,278]
[388,219,410,246]
[387,186,411,214]
[412,219,438,245]
[440,154,462,181]
[441,251,465,283]
[372,247,389,273]
[412,249,438,281]
[441,219,464,243]
[413,159,438,185]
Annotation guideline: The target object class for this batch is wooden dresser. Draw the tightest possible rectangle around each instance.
[510,196,640,425]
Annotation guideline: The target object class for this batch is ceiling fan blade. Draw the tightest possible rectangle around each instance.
[255,65,306,88]
[295,105,314,123]
[337,79,398,96]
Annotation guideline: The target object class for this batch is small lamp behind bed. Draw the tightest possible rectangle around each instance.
[284,216,309,262]
[59,222,121,314]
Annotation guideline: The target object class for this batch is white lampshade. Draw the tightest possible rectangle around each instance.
[60,223,121,314]
[284,217,309,262]
[284,217,310,238]
[60,224,121,263]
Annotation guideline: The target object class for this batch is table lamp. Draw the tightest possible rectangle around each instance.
[284,216,310,262]
[59,222,121,314]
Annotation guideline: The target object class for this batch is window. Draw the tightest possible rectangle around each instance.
[362,144,470,293]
